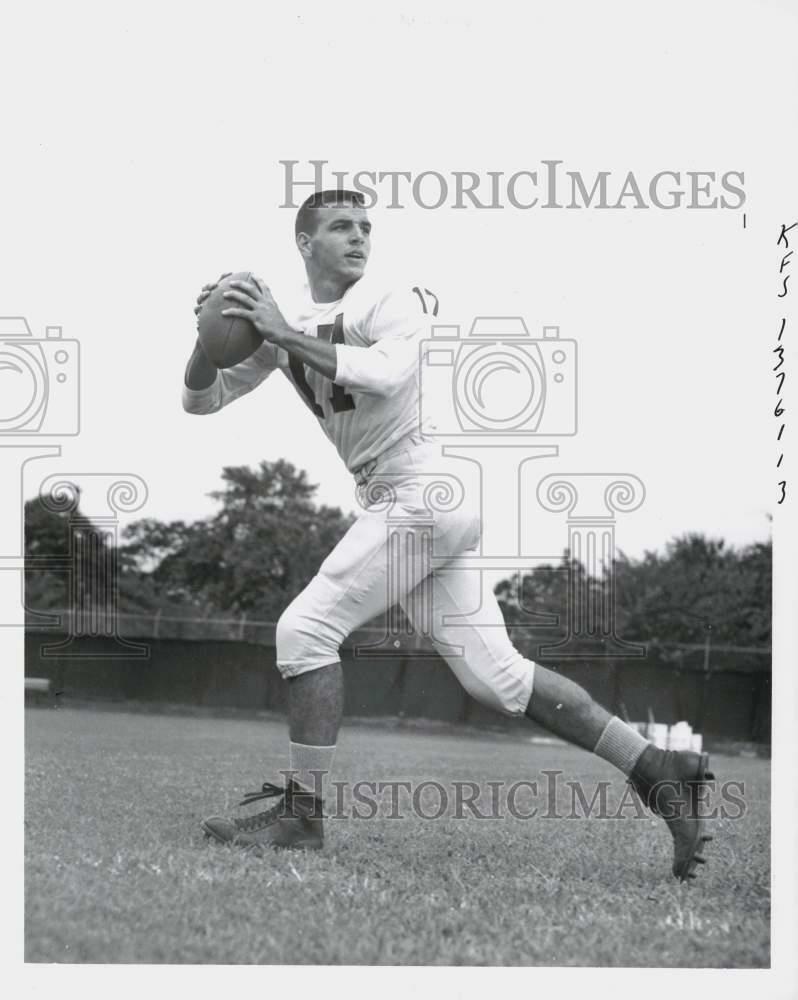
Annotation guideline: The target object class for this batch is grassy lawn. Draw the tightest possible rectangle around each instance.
[25,706,770,966]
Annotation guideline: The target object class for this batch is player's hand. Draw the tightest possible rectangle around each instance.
[221,277,291,343]
[194,272,232,317]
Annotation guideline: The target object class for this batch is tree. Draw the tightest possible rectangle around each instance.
[615,534,772,646]
[24,494,71,611]
[120,460,355,620]
[495,532,772,651]
[25,489,95,611]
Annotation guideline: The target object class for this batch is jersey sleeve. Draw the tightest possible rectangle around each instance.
[334,286,435,396]
[182,339,281,414]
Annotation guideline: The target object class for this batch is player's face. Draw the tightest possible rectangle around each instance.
[309,206,372,281]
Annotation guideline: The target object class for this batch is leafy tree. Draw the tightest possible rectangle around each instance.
[24,489,90,611]
[24,489,161,615]
[614,534,771,646]
[120,460,355,620]
[495,532,772,651]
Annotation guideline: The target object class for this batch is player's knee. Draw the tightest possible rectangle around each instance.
[275,603,341,679]
[482,683,531,718]
[455,657,535,717]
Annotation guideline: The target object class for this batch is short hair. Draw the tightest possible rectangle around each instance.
[295,189,366,238]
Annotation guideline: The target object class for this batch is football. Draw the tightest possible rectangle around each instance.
[197,271,262,368]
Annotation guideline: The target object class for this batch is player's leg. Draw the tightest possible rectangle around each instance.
[401,562,714,880]
[202,488,474,852]
[525,661,714,879]
[287,662,344,746]
[400,557,612,745]
[200,664,343,851]
[399,564,535,717]
[201,513,387,851]
[525,664,610,750]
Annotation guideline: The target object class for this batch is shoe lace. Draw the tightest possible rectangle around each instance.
[234,781,287,833]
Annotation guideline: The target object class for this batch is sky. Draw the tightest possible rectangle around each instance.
[2,0,798,991]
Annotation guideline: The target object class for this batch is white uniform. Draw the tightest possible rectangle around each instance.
[183,276,535,716]
[183,277,434,473]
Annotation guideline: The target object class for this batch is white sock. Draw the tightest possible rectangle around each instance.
[288,741,336,800]
[593,717,651,775]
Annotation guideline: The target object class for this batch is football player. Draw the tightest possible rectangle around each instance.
[183,190,713,880]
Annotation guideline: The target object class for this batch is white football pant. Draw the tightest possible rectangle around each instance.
[275,436,536,716]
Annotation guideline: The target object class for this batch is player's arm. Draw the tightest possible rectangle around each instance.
[332,332,419,396]
[183,277,279,414]
[182,337,279,415]
[221,278,337,381]
[221,279,431,396]
[268,328,337,381]
[333,287,433,396]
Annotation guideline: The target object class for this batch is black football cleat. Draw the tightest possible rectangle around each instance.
[201,780,324,853]
[628,746,715,882]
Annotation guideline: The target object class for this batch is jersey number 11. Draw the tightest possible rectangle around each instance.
[289,312,356,417]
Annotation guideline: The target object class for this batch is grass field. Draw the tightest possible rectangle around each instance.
[25,706,770,966]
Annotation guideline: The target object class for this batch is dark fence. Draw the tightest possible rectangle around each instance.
[24,611,771,744]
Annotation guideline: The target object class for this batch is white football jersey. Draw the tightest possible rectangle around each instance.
[183,276,440,473]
